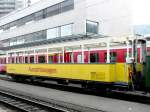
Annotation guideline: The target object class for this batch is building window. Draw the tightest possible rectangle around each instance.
[17,39,24,45]
[61,24,73,37]
[34,10,45,21]
[86,20,98,34]
[10,40,17,46]
[46,4,60,17]
[60,0,74,13]
[47,27,59,39]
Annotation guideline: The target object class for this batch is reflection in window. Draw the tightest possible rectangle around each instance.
[61,24,72,37]
[86,20,98,34]
[47,27,59,39]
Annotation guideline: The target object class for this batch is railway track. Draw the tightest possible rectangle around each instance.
[0,85,104,112]
[0,89,67,112]
[0,74,150,105]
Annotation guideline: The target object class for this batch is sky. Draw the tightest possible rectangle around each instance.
[132,0,150,25]
[29,0,150,25]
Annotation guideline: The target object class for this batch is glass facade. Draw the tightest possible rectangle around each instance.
[0,0,74,31]
[8,23,73,46]
[47,24,73,40]
[61,24,73,37]
[47,27,59,39]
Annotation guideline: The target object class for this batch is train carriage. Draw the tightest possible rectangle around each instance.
[2,36,146,90]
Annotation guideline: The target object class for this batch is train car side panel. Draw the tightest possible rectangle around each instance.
[7,64,116,82]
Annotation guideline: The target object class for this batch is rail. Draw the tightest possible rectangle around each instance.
[0,89,67,112]
[0,85,103,112]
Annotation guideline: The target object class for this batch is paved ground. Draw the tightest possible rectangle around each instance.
[0,79,149,112]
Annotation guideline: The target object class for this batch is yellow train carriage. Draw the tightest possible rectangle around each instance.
[7,63,131,84]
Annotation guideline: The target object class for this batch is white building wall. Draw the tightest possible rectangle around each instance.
[86,0,133,37]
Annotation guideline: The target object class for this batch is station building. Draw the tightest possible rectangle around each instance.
[0,0,135,64]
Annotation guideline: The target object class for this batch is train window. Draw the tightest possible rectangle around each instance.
[110,52,117,62]
[90,53,99,63]
[104,52,117,63]
[65,53,72,63]
[77,54,82,63]
[38,56,46,63]
[12,58,15,64]
[48,56,53,63]
[124,51,132,60]
[30,57,34,63]
[68,53,72,63]
[25,57,28,63]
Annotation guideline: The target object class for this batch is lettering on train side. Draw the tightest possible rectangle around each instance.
[28,67,57,74]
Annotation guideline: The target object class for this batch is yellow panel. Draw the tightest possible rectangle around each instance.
[115,63,131,83]
[7,64,116,82]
